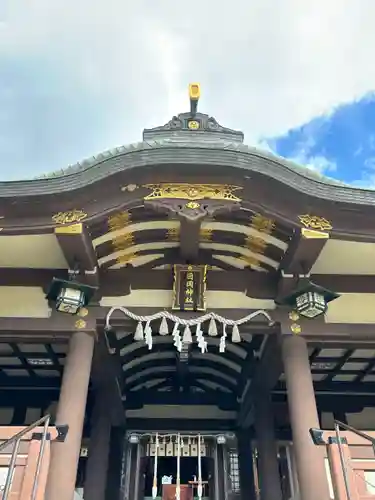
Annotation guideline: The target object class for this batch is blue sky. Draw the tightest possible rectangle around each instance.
[266,94,375,188]
[1,1,375,186]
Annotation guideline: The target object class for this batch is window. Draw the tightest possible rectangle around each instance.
[229,451,240,493]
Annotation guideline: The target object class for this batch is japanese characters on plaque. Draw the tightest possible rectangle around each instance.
[172,264,207,312]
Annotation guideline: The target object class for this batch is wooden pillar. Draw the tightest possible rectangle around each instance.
[281,335,330,500]
[45,331,95,500]
[84,389,111,500]
[254,392,283,500]
[237,431,257,500]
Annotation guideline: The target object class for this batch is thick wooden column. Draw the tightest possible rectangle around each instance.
[45,331,95,500]
[281,335,330,500]
[84,389,111,500]
[254,392,283,500]
[236,431,257,500]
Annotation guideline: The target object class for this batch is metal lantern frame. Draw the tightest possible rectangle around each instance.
[277,278,340,319]
[46,278,97,315]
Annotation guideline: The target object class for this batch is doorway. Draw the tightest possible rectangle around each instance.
[142,456,212,499]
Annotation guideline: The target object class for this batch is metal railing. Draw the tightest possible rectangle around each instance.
[334,419,375,500]
[0,414,51,500]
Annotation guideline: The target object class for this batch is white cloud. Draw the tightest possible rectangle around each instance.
[293,155,336,175]
[352,157,375,189]
[2,0,375,175]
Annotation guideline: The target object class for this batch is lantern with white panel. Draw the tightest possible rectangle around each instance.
[46,278,97,315]
[277,278,340,319]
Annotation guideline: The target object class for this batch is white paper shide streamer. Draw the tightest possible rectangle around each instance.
[197,434,202,500]
[152,433,159,499]
[105,307,274,353]
[176,433,181,500]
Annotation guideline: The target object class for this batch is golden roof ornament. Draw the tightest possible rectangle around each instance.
[142,82,244,143]
[52,209,87,225]
[189,83,201,116]
[298,214,332,232]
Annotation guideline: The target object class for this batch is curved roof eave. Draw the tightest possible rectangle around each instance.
[0,138,374,205]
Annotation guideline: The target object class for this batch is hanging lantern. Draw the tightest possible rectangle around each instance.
[277,278,340,319]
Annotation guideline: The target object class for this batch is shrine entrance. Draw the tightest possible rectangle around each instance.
[126,432,230,500]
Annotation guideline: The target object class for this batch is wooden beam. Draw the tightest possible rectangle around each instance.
[124,418,235,431]
[54,223,99,287]
[2,267,375,296]
[0,308,97,334]
[278,228,328,275]
[126,389,237,409]
[179,218,201,261]
[272,392,368,413]
[0,376,61,388]
[275,380,375,394]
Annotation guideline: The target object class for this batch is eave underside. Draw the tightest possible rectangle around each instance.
[0,168,375,428]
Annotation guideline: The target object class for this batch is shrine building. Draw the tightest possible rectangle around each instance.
[1,84,375,500]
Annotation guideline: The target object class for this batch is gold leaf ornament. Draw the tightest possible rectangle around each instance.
[52,210,87,225]
[298,214,332,232]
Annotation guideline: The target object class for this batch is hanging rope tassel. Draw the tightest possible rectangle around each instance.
[197,434,203,500]
[144,321,153,350]
[196,324,207,353]
[159,316,169,335]
[172,322,182,352]
[219,324,227,353]
[208,318,218,336]
[133,321,144,341]
[152,433,159,499]
[182,325,193,344]
[231,323,241,343]
[176,433,181,500]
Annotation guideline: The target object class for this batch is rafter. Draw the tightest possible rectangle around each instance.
[0,376,61,388]
[123,357,239,384]
[124,369,237,393]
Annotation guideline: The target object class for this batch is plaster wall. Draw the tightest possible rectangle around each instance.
[100,289,275,310]
[312,240,375,275]
[325,293,375,323]
[0,287,50,318]
[0,234,68,269]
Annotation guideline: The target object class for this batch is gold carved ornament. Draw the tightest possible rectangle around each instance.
[143,183,242,202]
[241,213,275,270]
[298,214,332,232]
[108,211,132,231]
[108,211,135,265]
[167,227,180,242]
[185,201,200,209]
[288,311,301,334]
[188,120,200,130]
[117,252,138,266]
[52,209,87,225]
[200,228,212,243]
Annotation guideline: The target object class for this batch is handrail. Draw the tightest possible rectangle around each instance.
[334,420,352,500]
[0,414,51,453]
[0,414,51,500]
[334,420,375,446]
